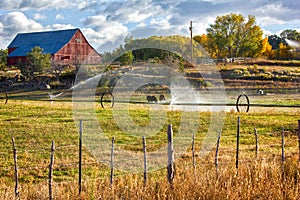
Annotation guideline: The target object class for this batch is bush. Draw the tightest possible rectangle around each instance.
[203,80,212,87]
[247,65,259,74]
[49,80,65,89]
[119,51,134,66]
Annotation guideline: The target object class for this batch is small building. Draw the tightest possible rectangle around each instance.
[7,28,101,66]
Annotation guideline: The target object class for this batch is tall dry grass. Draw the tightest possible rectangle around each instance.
[1,156,299,199]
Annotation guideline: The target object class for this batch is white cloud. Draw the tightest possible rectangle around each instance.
[81,27,127,53]
[77,0,89,10]
[45,23,76,30]
[190,17,215,35]
[81,15,106,26]
[261,29,273,37]
[256,16,285,27]
[103,0,165,24]
[0,11,78,49]
[55,14,64,20]
[150,15,172,29]
[254,3,287,25]
[137,22,146,28]
[77,0,104,11]
[0,23,3,34]
[79,0,177,51]
[0,0,84,11]
[0,11,43,48]
[0,0,20,10]
[0,11,43,33]
[34,13,47,20]
[81,15,128,52]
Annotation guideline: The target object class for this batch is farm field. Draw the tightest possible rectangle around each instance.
[0,88,299,199]
[0,60,299,199]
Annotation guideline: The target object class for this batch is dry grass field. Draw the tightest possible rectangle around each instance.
[0,92,299,199]
[0,60,299,199]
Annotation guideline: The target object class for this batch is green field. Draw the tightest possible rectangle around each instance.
[0,88,299,199]
[1,61,300,199]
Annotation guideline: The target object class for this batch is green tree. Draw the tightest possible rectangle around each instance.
[205,13,263,58]
[0,49,8,71]
[103,35,205,69]
[280,29,300,41]
[123,35,204,64]
[102,45,125,64]
[18,46,51,79]
[119,50,134,65]
[268,34,283,50]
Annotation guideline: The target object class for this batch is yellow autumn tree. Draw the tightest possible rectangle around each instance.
[194,34,208,45]
[278,43,293,60]
[193,34,218,58]
[257,37,272,58]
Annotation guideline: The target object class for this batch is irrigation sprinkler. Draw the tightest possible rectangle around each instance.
[49,85,299,112]
[100,92,114,109]
[236,94,250,113]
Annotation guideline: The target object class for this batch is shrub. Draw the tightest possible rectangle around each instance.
[49,80,65,89]
[203,80,212,87]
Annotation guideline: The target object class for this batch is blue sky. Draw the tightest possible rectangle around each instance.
[1,0,300,53]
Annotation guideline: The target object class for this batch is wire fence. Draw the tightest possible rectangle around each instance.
[1,118,300,198]
[0,137,298,171]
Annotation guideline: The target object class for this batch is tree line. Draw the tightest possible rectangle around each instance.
[0,13,299,81]
[105,13,300,63]
[194,13,300,60]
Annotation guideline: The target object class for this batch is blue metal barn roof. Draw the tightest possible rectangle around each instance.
[7,28,79,57]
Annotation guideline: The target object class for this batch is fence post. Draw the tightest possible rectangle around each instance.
[236,116,240,169]
[142,136,147,186]
[215,131,221,176]
[254,128,259,158]
[298,120,300,163]
[192,133,196,169]
[79,120,82,194]
[12,137,19,198]
[110,137,115,186]
[282,127,285,163]
[167,124,175,188]
[49,141,55,200]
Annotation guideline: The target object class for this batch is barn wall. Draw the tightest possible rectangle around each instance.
[7,56,27,66]
[54,30,101,65]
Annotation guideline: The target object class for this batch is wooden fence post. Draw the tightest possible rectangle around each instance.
[110,137,115,186]
[142,136,147,186]
[12,137,19,198]
[282,127,285,163]
[167,124,175,188]
[79,120,82,194]
[192,133,196,169]
[254,128,259,158]
[236,116,240,169]
[49,141,55,200]
[215,131,221,176]
[298,120,300,163]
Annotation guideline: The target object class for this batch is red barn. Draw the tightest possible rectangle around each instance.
[7,28,101,66]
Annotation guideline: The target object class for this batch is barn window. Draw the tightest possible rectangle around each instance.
[61,56,70,60]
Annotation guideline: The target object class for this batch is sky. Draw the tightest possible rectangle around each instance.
[0,0,300,53]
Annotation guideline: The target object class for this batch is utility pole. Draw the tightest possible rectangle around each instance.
[189,21,193,65]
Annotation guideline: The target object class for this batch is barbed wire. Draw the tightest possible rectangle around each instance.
[1,143,296,155]
[0,132,298,183]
